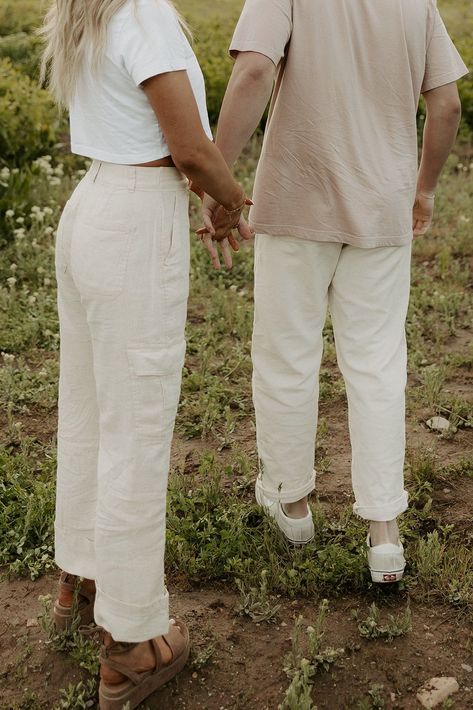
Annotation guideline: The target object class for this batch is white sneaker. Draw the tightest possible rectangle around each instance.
[255,478,314,546]
[367,534,406,583]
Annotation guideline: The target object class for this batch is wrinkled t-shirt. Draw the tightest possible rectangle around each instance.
[230,0,468,247]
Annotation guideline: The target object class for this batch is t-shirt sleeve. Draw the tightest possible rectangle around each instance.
[422,9,469,93]
[229,0,293,67]
[119,0,188,86]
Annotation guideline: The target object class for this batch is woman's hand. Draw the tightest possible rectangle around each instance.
[196,194,254,269]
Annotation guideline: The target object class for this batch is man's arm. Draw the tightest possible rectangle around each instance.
[413,81,462,236]
[199,51,275,248]
[215,51,276,166]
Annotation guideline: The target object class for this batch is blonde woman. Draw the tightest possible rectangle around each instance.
[40,1,250,707]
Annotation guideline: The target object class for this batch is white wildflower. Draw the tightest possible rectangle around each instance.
[5,209,14,218]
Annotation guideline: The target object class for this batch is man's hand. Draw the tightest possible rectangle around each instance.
[412,192,435,237]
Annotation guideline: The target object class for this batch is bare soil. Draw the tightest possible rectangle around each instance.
[1,333,472,709]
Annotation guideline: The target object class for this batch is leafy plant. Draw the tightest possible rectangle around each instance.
[354,603,412,642]
[235,569,281,623]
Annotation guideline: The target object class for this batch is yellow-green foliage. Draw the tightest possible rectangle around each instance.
[439,0,473,134]
[0,0,42,35]
[177,0,242,125]
[0,58,62,166]
[0,32,42,79]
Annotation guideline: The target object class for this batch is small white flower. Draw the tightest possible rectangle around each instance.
[5,209,14,218]
[28,295,37,305]
[6,277,17,288]
[16,216,24,224]
[43,206,53,215]
[44,226,54,236]
[1,352,15,363]
[10,263,17,272]
[37,266,45,274]
[44,278,51,286]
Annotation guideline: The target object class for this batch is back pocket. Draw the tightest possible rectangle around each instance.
[71,222,133,300]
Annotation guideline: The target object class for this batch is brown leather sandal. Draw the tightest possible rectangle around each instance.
[98,619,190,710]
[52,572,96,631]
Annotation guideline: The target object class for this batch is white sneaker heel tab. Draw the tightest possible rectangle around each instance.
[367,534,406,584]
[255,479,314,546]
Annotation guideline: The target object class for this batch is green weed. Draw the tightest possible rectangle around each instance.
[235,569,281,623]
[354,603,412,642]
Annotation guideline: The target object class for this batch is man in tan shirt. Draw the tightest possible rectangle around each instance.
[201,0,468,582]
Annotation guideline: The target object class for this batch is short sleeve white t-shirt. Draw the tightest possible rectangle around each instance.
[70,0,212,164]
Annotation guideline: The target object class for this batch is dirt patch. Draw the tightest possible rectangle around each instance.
[0,575,472,709]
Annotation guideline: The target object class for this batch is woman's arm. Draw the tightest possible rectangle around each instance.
[142,70,246,213]
[142,70,253,268]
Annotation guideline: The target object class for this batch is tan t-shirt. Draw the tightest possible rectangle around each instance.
[230,0,468,247]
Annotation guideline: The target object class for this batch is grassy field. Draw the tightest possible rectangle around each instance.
[0,1,472,709]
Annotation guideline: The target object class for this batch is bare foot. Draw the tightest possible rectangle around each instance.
[282,496,310,519]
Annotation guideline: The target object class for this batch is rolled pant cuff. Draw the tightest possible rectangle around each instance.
[257,470,316,504]
[55,525,96,580]
[93,586,170,643]
[353,490,409,521]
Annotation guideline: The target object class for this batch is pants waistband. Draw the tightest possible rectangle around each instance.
[86,160,189,192]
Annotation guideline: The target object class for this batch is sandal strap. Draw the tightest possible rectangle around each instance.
[58,572,96,605]
[100,646,147,686]
[153,620,187,664]
[100,622,187,685]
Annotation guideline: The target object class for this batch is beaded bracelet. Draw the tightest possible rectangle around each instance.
[224,196,247,216]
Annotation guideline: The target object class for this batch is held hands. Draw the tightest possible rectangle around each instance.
[196,194,255,270]
[413,192,435,237]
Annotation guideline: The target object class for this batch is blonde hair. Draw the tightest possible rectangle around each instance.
[39,0,189,107]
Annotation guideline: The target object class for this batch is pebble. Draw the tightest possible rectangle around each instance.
[461,664,472,673]
[26,618,39,628]
[416,677,460,708]
[426,416,450,432]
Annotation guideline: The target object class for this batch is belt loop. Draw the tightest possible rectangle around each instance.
[89,161,101,183]
[128,167,136,193]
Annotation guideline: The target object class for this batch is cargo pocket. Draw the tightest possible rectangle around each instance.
[127,340,186,441]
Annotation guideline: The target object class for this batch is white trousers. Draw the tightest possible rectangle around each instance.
[252,234,411,521]
[54,161,190,642]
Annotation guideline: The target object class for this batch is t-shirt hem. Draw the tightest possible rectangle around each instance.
[71,143,173,165]
[251,222,413,249]
[229,40,281,66]
[422,66,469,93]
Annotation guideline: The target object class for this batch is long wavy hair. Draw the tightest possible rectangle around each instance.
[39,0,188,107]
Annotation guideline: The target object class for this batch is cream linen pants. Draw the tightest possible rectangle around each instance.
[253,234,411,521]
[54,161,190,642]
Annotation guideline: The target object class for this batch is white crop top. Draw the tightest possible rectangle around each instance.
[70,0,213,164]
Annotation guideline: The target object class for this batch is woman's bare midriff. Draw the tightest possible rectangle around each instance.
[130,156,175,168]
